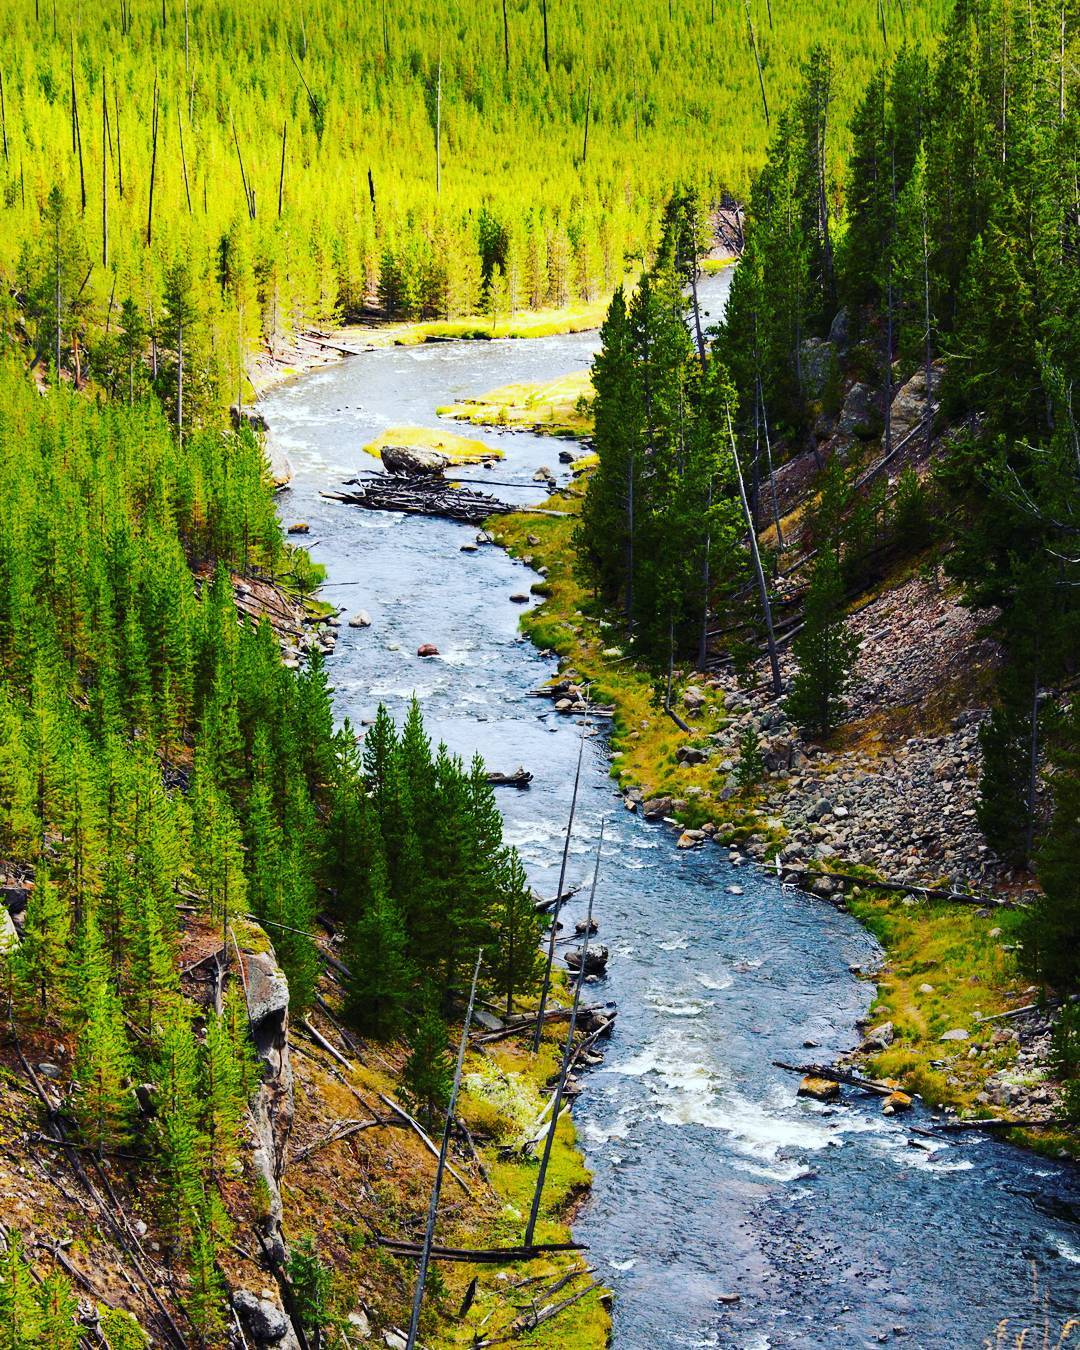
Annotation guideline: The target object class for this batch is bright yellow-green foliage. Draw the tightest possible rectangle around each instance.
[848,891,1029,1111]
[362,298,615,347]
[439,370,594,437]
[0,0,951,397]
[362,424,501,463]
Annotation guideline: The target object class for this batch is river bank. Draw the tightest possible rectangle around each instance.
[489,483,1075,1154]
[259,294,1080,1346]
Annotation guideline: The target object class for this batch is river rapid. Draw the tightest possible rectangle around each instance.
[261,275,1080,1349]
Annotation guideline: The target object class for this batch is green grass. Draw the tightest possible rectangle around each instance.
[354,298,617,349]
[438,370,594,438]
[361,425,503,463]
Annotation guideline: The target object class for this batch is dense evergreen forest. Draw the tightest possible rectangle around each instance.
[577,0,1078,995]
[0,364,544,1340]
[0,0,950,413]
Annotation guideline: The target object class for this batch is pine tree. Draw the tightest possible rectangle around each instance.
[343,851,412,1039]
[35,1272,80,1350]
[490,849,543,1017]
[15,871,70,1021]
[0,1231,41,1350]
[402,995,453,1128]
[202,1005,248,1183]
[785,553,860,737]
[154,1002,205,1249]
[74,975,134,1154]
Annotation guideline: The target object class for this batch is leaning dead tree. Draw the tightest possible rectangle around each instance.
[405,951,483,1349]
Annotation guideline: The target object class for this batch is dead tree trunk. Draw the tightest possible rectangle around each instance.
[405,952,483,1350]
[744,0,769,125]
[146,78,159,247]
[727,409,782,696]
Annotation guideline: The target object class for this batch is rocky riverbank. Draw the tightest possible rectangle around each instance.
[492,488,1073,1150]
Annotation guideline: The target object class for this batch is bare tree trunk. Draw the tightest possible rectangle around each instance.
[758,377,784,549]
[625,448,635,629]
[177,314,183,443]
[581,78,592,165]
[114,88,123,198]
[178,108,192,214]
[101,73,108,267]
[542,0,550,72]
[922,176,933,458]
[146,78,159,247]
[727,409,782,695]
[0,69,8,161]
[278,120,287,216]
[524,829,603,1251]
[71,41,86,212]
[406,953,482,1350]
[744,0,769,125]
[435,58,442,193]
[1025,657,1040,866]
[697,480,712,671]
[501,0,510,71]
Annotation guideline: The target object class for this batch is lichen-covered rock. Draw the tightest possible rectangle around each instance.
[232,1290,292,1344]
[797,1075,840,1101]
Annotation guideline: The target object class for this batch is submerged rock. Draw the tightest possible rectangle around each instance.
[417,643,439,657]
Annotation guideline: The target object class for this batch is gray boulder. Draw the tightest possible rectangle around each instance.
[800,338,837,400]
[380,444,448,476]
[232,1290,290,1344]
[837,382,880,440]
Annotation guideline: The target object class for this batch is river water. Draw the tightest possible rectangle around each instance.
[261,275,1080,1349]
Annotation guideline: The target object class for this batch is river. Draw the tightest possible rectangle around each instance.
[261,274,1080,1349]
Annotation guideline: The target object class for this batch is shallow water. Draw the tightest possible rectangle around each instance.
[262,276,1080,1349]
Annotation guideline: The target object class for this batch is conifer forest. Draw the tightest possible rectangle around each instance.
[0,0,1077,1346]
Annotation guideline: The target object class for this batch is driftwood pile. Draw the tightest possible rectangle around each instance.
[324,473,517,525]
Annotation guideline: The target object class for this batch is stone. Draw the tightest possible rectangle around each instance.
[918,983,935,995]
[862,1021,895,1052]
[797,1075,840,1102]
[347,1310,372,1339]
[716,1292,741,1305]
[940,1028,970,1042]
[890,364,942,442]
[232,1290,289,1343]
[286,522,309,534]
[800,337,836,399]
[380,444,448,476]
[243,953,290,1033]
[642,796,674,821]
[882,1091,913,1113]
[348,610,372,628]
[811,875,837,898]
[677,830,704,849]
[417,643,439,657]
[36,1062,60,1079]
[807,798,834,821]
[460,541,478,552]
[510,592,530,603]
[828,308,849,349]
[0,907,18,955]
[837,381,880,440]
[683,687,707,712]
[533,466,554,482]
[384,1334,408,1350]
[675,745,710,766]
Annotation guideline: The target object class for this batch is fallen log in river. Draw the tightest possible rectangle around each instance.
[323,473,570,525]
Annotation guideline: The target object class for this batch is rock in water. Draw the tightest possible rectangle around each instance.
[797,1075,841,1102]
[417,643,439,657]
[348,610,372,628]
[287,522,309,534]
[565,944,609,976]
[380,444,449,476]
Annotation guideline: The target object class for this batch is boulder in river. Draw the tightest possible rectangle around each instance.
[287,522,310,534]
[882,1090,912,1114]
[348,610,372,628]
[565,944,609,976]
[642,796,674,821]
[380,444,449,476]
[797,1075,840,1102]
[417,643,440,657]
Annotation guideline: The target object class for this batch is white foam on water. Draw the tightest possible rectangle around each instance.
[609,1034,837,1178]
[608,1258,637,1271]
[695,973,734,991]
[731,1157,815,1183]
[368,683,435,700]
[1054,1238,1080,1265]
[644,997,713,1017]
[658,935,690,951]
